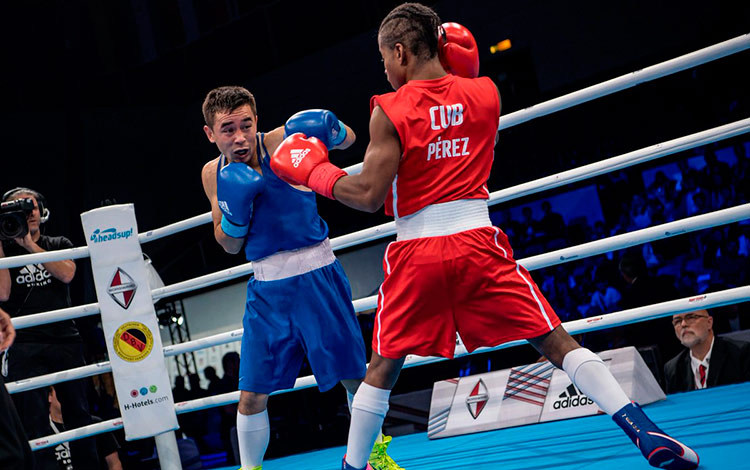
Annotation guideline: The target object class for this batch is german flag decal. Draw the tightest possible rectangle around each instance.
[113,321,154,362]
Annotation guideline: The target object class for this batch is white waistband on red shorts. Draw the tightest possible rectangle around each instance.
[252,238,335,281]
[395,199,492,241]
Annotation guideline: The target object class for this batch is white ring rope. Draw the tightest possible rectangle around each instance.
[4,34,746,452]
[1,34,748,271]
[10,202,750,331]
[345,33,750,175]
[7,111,750,329]
[8,203,749,394]
[325,118,750,251]
[28,284,750,451]
[0,213,214,270]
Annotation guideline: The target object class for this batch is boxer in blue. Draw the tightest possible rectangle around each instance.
[199,86,401,470]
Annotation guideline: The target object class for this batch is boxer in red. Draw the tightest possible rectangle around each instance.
[272,4,699,469]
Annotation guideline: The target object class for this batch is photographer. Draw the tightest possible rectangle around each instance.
[0,187,99,469]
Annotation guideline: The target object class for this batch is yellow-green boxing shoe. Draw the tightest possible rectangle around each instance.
[368,435,404,470]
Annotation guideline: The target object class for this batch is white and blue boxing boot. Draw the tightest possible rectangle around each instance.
[613,403,699,469]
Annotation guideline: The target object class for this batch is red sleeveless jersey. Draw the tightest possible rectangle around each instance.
[370,74,500,218]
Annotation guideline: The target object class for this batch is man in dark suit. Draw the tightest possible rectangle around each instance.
[664,308,750,394]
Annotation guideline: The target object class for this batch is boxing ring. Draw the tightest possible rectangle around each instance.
[3,33,750,469]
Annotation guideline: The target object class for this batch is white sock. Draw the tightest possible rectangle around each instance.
[346,383,390,469]
[347,390,355,414]
[347,388,384,444]
[236,409,269,469]
[562,348,630,416]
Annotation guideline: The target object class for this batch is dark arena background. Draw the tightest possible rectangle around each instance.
[1,0,749,468]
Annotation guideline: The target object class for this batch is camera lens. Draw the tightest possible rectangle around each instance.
[0,214,23,239]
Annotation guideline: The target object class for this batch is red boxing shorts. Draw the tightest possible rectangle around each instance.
[374,226,561,359]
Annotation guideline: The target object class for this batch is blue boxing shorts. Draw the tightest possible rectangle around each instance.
[239,254,366,394]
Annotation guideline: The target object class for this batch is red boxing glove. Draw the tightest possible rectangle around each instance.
[270,133,347,199]
[438,22,479,78]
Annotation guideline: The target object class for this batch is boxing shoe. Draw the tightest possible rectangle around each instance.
[613,403,699,469]
[368,435,404,470]
[342,456,373,470]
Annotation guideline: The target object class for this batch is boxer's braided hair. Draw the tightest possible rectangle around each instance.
[202,86,257,128]
[378,3,441,61]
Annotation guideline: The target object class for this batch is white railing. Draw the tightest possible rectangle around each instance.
[345,33,750,175]
[17,32,750,453]
[2,31,748,271]
[8,203,749,393]
[28,284,750,450]
[11,203,749,331]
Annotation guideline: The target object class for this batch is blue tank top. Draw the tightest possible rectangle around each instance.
[218,133,329,261]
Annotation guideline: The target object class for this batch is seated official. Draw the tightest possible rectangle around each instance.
[664,309,750,394]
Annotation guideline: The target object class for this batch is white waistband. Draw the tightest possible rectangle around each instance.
[395,199,492,241]
[252,238,335,281]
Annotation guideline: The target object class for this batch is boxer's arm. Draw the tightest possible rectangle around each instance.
[265,122,356,155]
[0,307,16,352]
[201,160,244,254]
[334,122,356,150]
[331,106,400,212]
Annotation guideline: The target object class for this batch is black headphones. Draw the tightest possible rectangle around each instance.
[2,187,50,223]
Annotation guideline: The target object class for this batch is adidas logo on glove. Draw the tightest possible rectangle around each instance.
[290,148,311,168]
[218,200,232,216]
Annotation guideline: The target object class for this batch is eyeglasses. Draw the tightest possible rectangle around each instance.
[672,313,710,327]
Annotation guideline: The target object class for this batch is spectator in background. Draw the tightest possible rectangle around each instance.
[708,297,750,335]
[538,201,566,249]
[519,206,538,249]
[204,366,223,396]
[647,171,676,212]
[219,351,240,392]
[628,194,651,230]
[717,237,747,287]
[590,220,607,241]
[702,148,731,192]
[187,373,207,400]
[692,191,710,216]
[184,373,209,452]
[0,187,99,469]
[615,250,681,360]
[589,278,621,315]
[677,170,703,218]
[89,372,119,422]
[733,141,748,161]
[202,365,229,458]
[172,375,189,403]
[647,197,667,226]
[47,386,123,470]
[664,309,750,394]
[677,270,699,298]
[219,352,240,465]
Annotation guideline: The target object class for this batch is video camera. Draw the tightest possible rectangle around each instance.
[0,198,34,241]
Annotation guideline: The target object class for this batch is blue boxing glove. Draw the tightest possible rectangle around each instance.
[283,109,347,150]
[216,162,264,238]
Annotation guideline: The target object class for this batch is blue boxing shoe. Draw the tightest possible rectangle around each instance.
[613,403,699,469]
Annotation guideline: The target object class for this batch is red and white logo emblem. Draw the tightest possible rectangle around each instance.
[466,379,489,419]
[108,268,137,309]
